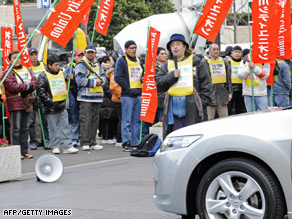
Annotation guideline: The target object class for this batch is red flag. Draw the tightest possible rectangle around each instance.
[94,0,115,36]
[252,0,278,63]
[13,0,31,68]
[140,26,160,124]
[1,27,13,70]
[194,0,233,42]
[266,61,275,86]
[276,0,291,59]
[40,0,95,48]
[81,6,91,26]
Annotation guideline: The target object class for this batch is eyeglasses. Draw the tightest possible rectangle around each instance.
[128,46,137,50]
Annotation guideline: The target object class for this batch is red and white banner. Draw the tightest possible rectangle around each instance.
[140,26,160,124]
[13,0,31,68]
[94,0,115,36]
[252,0,278,63]
[81,6,91,26]
[194,0,233,42]
[1,27,13,70]
[266,61,275,86]
[41,0,95,48]
[276,0,291,59]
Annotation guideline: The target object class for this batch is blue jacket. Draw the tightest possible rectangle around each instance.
[75,57,105,102]
[114,54,143,97]
[274,62,291,95]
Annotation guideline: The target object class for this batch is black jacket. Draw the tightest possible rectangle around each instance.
[37,66,66,114]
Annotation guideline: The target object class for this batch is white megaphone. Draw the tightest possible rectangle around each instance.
[35,154,63,183]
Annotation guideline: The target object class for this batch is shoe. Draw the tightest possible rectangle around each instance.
[30,143,37,150]
[122,141,131,152]
[52,148,60,154]
[82,145,91,151]
[72,142,78,147]
[44,141,51,150]
[115,142,122,147]
[21,155,24,160]
[63,147,79,154]
[24,154,34,159]
[91,144,103,150]
[107,139,116,144]
[102,139,108,144]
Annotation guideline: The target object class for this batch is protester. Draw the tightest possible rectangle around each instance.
[204,43,232,120]
[0,70,10,144]
[273,60,291,107]
[156,33,212,139]
[114,40,143,151]
[37,54,78,154]
[224,46,233,61]
[64,49,84,147]
[238,58,270,112]
[75,45,105,151]
[3,50,38,159]
[242,49,250,61]
[28,47,50,150]
[227,46,246,115]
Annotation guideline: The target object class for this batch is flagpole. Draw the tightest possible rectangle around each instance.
[91,0,101,44]
[0,0,59,88]
[65,28,78,106]
[0,26,5,139]
[247,1,255,112]
[188,0,207,45]
[139,22,151,143]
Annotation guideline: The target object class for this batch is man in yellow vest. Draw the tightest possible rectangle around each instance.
[28,47,50,150]
[227,46,246,115]
[37,54,78,154]
[156,34,212,139]
[204,43,233,120]
[114,40,144,151]
[75,45,105,151]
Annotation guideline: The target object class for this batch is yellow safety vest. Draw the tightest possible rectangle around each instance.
[125,56,143,89]
[82,59,103,93]
[45,71,67,102]
[31,62,46,78]
[167,55,193,96]
[207,57,227,84]
[244,62,261,87]
[14,67,32,96]
[230,60,243,84]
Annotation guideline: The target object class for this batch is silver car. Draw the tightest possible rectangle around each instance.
[153,108,292,219]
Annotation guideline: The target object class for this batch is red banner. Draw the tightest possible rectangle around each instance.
[1,27,13,70]
[94,0,115,36]
[194,0,233,42]
[252,0,278,63]
[81,6,91,26]
[140,26,160,124]
[276,0,291,59]
[13,0,31,68]
[266,61,275,86]
[41,0,95,48]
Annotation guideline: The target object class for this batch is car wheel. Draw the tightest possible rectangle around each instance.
[196,158,285,219]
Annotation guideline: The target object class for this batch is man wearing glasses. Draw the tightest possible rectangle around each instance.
[114,40,143,151]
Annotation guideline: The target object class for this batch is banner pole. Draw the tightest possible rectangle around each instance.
[188,0,207,45]
[0,0,59,88]
[139,22,150,143]
[247,1,255,112]
[91,0,101,44]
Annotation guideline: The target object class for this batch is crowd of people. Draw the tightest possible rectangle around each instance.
[0,33,291,159]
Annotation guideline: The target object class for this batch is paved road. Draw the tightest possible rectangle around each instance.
[0,144,182,219]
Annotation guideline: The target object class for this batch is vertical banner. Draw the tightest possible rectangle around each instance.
[252,0,278,63]
[13,0,31,68]
[81,6,91,26]
[94,0,115,36]
[140,26,160,124]
[193,0,233,42]
[40,0,95,48]
[276,0,291,59]
[1,27,13,70]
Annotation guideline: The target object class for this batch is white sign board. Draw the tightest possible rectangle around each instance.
[37,0,51,9]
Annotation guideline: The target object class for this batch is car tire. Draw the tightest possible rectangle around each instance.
[196,158,285,219]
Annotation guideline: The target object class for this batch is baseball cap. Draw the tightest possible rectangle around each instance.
[74,49,84,56]
[85,45,96,52]
[29,47,38,54]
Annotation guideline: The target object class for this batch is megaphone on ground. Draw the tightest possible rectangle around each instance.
[35,154,63,183]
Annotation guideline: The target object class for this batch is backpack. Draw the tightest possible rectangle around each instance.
[130,134,162,157]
